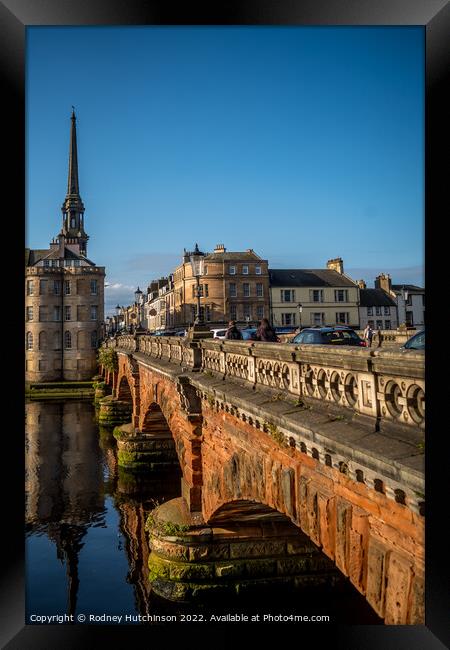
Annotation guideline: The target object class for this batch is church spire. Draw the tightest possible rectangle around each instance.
[67,107,80,197]
[60,109,88,256]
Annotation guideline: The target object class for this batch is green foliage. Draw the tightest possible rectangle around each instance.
[265,422,287,447]
[98,347,118,372]
[417,440,425,450]
[145,511,190,536]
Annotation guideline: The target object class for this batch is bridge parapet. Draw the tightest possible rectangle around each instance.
[109,335,424,433]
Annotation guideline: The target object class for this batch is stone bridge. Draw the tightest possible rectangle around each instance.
[100,333,424,624]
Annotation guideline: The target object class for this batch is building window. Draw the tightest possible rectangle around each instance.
[406,294,412,306]
[204,265,208,275]
[376,320,383,329]
[230,304,237,320]
[26,332,33,350]
[257,305,264,320]
[255,265,262,275]
[242,265,249,275]
[203,283,209,297]
[229,265,236,275]
[336,312,349,324]
[256,283,263,297]
[38,360,47,371]
[334,289,348,302]
[375,306,382,316]
[70,217,76,228]
[39,280,47,295]
[27,280,34,296]
[90,305,98,320]
[281,289,295,302]
[65,306,71,321]
[90,279,98,295]
[53,280,61,295]
[243,304,251,319]
[368,320,375,328]
[243,283,250,297]
[64,331,72,349]
[43,260,50,267]
[53,332,61,350]
[311,312,324,326]
[367,307,373,316]
[26,306,33,321]
[229,283,237,298]
[39,306,47,322]
[406,311,413,326]
[53,306,61,321]
[384,320,391,330]
[91,330,97,348]
[64,280,71,295]
[74,260,81,267]
[384,306,390,315]
[39,331,47,350]
[282,313,296,326]
[205,306,211,321]
[310,289,323,302]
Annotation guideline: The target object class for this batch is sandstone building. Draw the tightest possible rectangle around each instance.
[269,258,360,329]
[25,111,105,381]
[171,244,270,328]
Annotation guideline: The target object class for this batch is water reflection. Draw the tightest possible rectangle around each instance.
[26,400,181,620]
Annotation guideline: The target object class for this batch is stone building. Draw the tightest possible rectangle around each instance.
[357,278,398,330]
[172,244,270,328]
[25,110,105,381]
[269,258,360,329]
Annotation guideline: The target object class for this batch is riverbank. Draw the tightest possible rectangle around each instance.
[25,380,95,400]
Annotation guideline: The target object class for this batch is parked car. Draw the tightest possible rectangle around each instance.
[401,329,425,351]
[210,328,227,340]
[241,328,258,341]
[290,327,366,346]
[275,326,297,335]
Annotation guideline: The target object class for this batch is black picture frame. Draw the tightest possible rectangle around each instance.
[3,0,449,647]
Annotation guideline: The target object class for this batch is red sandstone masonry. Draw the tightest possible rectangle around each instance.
[109,352,424,624]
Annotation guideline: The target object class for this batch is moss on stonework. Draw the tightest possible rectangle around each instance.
[145,513,190,537]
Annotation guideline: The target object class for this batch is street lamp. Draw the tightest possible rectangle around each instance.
[134,286,143,330]
[297,303,303,331]
[189,244,204,325]
[187,243,213,340]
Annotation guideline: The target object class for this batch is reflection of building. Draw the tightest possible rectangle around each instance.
[25,110,105,381]
[269,258,360,328]
[26,401,105,615]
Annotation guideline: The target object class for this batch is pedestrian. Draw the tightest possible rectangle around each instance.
[224,320,243,340]
[253,318,279,342]
[377,329,383,348]
[363,324,374,348]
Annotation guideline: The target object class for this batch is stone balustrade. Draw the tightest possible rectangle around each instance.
[106,334,424,431]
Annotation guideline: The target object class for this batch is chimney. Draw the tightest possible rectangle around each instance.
[327,257,344,274]
[357,279,366,289]
[58,234,66,259]
[246,248,254,253]
[214,244,226,253]
[375,273,392,293]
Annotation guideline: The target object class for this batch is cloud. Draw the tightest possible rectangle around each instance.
[104,283,136,315]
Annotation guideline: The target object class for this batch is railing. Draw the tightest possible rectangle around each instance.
[105,334,424,429]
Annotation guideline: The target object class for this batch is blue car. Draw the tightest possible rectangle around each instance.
[401,330,425,351]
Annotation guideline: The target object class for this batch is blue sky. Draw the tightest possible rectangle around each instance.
[26,26,424,315]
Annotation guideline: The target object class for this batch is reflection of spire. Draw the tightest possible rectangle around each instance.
[50,523,85,616]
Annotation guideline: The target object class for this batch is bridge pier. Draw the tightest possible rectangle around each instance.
[97,395,132,426]
[146,498,342,603]
[113,423,179,472]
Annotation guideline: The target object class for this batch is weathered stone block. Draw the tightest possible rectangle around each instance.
[366,538,389,618]
[169,562,214,581]
[230,540,286,559]
[244,559,277,577]
[189,544,230,562]
[384,552,413,625]
[215,562,245,578]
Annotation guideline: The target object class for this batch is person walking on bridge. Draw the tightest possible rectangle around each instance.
[225,320,243,340]
[363,324,374,348]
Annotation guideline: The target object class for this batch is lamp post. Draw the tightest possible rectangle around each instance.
[134,286,143,332]
[115,304,121,335]
[297,303,303,331]
[187,243,213,339]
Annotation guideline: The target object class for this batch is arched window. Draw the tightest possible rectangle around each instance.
[39,331,47,351]
[64,331,72,349]
[91,330,97,348]
[26,332,33,350]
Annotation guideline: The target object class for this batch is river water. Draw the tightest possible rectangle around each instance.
[25,400,381,625]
